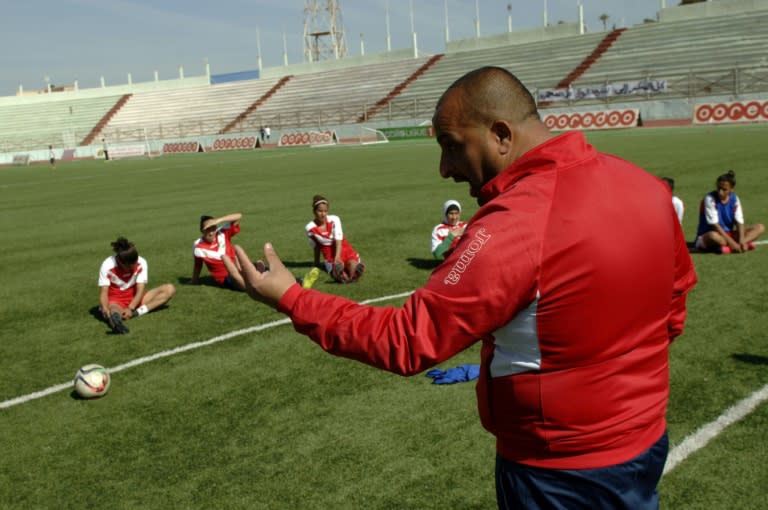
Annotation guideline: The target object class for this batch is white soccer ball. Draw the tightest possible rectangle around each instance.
[73,364,111,399]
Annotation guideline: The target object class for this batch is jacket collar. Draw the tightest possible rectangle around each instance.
[477,131,597,203]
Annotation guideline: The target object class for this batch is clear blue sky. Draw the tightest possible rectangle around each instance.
[0,0,662,97]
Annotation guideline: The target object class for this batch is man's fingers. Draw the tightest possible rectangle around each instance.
[234,245,261,280]
[263,242,286,271]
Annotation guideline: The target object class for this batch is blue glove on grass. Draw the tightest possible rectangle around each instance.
[426,364,480,384]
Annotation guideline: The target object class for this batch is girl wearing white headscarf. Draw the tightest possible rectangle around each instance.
[431,199,467,259]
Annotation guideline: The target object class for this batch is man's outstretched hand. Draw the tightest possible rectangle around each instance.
[234,243,298,307]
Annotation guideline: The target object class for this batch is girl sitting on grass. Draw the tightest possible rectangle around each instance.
[305,195,365,283]
[695,170,765,254]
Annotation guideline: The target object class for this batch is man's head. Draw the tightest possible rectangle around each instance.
[432,66,549,203]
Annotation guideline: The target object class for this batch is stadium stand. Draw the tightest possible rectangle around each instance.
[357,54,444,122]
[381,32,608,122]
[2,1,768,153]
[574,10,768,86]
[554,28,626,90]
[100,57,434,141]
[219,76,292,134]
[81,94,132,146]
[0,95,122,152]
[228,56,434,130]
[103,77,286,142]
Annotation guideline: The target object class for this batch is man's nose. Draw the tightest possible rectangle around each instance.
[439,157,452,179]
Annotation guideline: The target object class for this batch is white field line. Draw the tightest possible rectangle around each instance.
[0,291,412,410]
[664,382,768,475]
[3,287,766,478]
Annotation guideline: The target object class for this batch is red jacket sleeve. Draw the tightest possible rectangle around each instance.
[277,220,540,376]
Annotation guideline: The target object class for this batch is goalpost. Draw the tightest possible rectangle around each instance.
[281,127,389,148]
[357,126,389,145]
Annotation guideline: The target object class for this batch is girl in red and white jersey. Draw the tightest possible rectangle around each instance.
[305,195,364,283]
[98,237,175,334]
[192,213,246,289]
[431,199,467,259]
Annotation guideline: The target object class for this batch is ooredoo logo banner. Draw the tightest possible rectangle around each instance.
[542,109,639,131]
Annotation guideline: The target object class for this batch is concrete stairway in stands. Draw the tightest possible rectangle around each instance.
[80,94,132,146]
[553,28,626,90]
[219,76,292,134]
[356,54,444,123]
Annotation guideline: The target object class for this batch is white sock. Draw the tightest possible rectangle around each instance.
[136,305,149,316]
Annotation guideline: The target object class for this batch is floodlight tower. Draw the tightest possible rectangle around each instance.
[303,0,348,62]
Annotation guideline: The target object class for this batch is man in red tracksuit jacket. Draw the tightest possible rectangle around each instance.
[232,67,697,509]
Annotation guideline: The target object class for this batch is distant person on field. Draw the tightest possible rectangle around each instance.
[305,195,364,283]
[98,237,176,334]
[695,170,765,254]
[431,199,467,259]
[102,137,110,161]
[264,126,271,141]
[661,177,684,224]
[48,145,56,169]
[228,66,697,509]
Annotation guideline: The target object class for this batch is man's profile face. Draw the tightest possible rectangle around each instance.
[433,90,495,202]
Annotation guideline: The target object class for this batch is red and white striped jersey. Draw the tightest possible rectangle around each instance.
[305,214,358,263]
[193,223,240,284]
[98,255,148,304]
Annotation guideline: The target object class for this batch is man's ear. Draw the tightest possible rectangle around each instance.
[490,120,513,154]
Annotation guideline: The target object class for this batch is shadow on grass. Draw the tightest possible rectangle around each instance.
[732,353,768,365]
[177,275,245,292]
[282,260,316,270]
[177,275,214,286]
[88,304,173,336]
[407,257,441,271]
[687,241,759,255]
[70,389,110,401]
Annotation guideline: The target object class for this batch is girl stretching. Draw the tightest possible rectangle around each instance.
[305,195,365,283]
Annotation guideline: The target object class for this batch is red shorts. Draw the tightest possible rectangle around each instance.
[107,289,143,308]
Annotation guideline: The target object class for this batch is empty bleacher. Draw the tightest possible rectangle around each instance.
[103,77,285,142]
[100,57,434,140]
[382,32,608,122]
[232,56,433,130]
[0,95,122,152]
[574,11,768,87]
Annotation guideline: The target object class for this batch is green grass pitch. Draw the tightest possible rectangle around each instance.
[0,125,766,509]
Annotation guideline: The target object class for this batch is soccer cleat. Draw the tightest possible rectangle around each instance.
[351,262,366,282]
[109,311,129,334]
[331,262,349,283]
[720,246,731,255]
[302,267,321,289]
